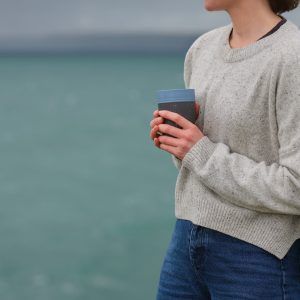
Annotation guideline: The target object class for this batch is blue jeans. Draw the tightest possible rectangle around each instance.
[156,218,300,299]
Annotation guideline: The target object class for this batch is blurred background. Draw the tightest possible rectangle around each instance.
[0,1,299,299]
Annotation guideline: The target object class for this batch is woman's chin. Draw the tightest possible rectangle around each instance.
[204,0,224,11]
[204,5,221,11]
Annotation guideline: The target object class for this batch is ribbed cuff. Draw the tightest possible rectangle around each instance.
[182,136,217,170]
[171,154,182,170]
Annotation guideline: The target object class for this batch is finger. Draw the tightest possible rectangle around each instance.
[158,110,191,129]
[150,125,162,140]
[158,123,185,139]
[150,126,157,140]
[153,109,159,117]
[154,137,160,148]
[150,116,164,128]
[159,143,178,156]
[157,135,180,147]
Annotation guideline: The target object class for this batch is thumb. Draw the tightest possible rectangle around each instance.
[195,102,200,117]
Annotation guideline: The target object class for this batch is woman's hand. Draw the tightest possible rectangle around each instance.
[149,102,204,160]
[149,110,164,149]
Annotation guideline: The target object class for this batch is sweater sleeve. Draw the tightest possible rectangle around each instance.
[171,154,182,170]
[171,35,196,170]
[181,53,300,215]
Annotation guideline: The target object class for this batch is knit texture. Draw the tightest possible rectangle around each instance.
[171,19,300,259]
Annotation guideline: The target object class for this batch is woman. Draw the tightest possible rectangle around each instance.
[150,0,300,299]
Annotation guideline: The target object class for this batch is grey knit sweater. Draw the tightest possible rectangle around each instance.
[171,19,300,259]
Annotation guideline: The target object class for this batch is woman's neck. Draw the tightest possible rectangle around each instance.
[226,2,283,48]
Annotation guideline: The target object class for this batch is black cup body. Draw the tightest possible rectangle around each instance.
[157,100,196,137]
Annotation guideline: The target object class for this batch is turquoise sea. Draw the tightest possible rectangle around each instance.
[0,54,185,300]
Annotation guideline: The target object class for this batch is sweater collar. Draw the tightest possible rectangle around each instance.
[219,19,299,63]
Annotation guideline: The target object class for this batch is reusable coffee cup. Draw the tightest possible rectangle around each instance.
[156,89,197,137]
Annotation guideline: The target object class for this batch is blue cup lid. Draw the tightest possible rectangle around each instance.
[156,89,195,103]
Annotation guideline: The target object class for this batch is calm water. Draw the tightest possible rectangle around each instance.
[0,54,185,300]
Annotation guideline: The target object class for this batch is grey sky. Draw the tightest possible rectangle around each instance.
[2,0,298,38]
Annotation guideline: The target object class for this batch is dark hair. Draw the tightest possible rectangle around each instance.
[268,0,299,14]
